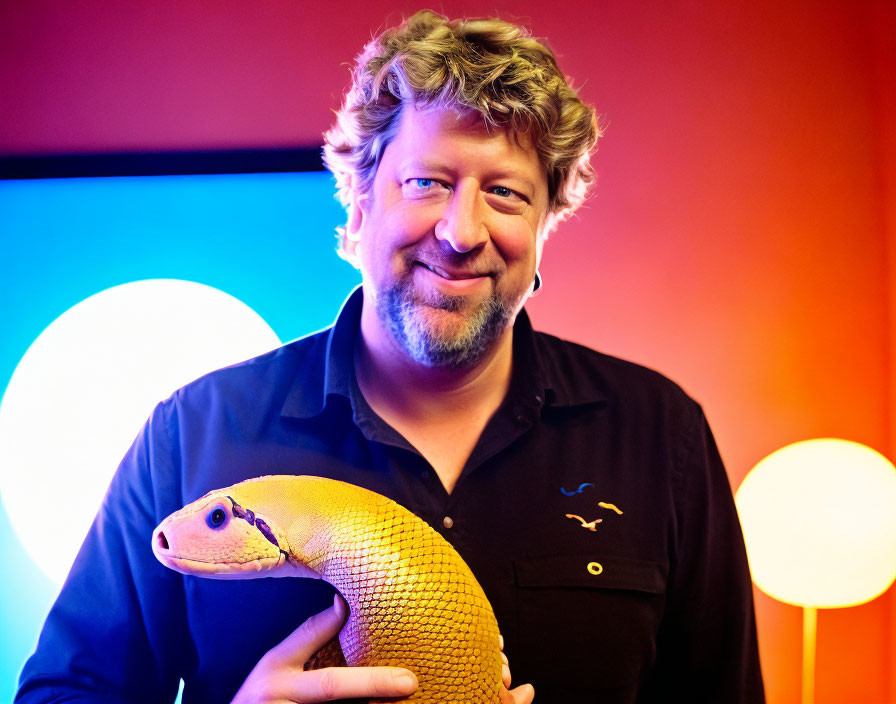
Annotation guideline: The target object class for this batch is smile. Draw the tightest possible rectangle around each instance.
[417,262,489,281]
[414,262,491,295]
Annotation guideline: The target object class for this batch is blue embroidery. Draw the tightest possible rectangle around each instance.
[560,482,594,496]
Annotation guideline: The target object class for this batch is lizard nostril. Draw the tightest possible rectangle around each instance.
[156,531,169,551]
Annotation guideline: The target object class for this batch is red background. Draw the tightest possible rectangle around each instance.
[2,1,894,701]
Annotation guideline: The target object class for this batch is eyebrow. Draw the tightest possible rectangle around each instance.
[397,159,450,175]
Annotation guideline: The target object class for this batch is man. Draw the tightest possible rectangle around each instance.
[17,11,764,704]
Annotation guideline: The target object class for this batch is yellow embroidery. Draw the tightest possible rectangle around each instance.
[587,562,603,575]
[598,502,623,515]
[565,514,602,532]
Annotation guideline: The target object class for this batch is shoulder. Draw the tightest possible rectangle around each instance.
[532,329,700,419]
[165,326,331,414]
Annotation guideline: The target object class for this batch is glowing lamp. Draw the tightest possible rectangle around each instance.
[735,439,896,704]
[0,280,281,586]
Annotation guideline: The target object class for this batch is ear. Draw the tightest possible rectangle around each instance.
[340,192,368,268]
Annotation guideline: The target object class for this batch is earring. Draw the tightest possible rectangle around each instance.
[531,270,543,296]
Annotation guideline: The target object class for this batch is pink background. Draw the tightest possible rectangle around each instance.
[2,1,894,701]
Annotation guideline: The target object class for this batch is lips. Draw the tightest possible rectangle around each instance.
[416,261,489,280]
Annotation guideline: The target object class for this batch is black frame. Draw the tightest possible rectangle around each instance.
[0,148,325,180]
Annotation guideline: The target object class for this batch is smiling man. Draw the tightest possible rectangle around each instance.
[17,10,764,704]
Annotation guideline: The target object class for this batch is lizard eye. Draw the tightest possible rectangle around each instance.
[206,505,228,529]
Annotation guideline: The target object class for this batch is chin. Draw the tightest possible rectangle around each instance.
[404,302,509,368]
[379,279,517,368]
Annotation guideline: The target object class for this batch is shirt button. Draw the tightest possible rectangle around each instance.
[442,516,454,529]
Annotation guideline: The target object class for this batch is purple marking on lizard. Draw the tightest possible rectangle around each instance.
[254,518,280,548]
[227,496,255,525]
[226,496,280,549]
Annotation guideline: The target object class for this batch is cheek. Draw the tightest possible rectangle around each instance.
[364,203,443,254]
[391,203,444,244]
[492,222,540,268]
[358,211,434,278]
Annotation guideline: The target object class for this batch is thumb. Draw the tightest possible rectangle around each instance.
[265,594,348,668]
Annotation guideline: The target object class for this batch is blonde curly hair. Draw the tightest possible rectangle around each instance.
[323,10,600,244]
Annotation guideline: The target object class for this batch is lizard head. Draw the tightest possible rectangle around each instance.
[152,490,292,578]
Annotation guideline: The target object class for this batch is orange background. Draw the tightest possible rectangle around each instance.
[1,1,893,701]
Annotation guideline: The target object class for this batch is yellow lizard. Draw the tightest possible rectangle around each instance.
[152,474,502,703]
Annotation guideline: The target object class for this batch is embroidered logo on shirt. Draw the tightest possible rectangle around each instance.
[561,483,624,531]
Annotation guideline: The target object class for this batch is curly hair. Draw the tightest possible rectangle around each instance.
[323,10,599,239]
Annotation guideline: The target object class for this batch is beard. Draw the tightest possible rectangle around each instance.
[377,278,517,369]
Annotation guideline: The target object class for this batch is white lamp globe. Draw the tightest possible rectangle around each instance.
[0,280,281,586]
[735,438,896,608]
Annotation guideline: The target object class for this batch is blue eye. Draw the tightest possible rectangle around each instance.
[402,178,447,199]
[490,186,514,198]
[206,506,228,529]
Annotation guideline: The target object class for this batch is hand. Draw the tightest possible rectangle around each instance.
[498,635,535,704]
[230,595,418,703]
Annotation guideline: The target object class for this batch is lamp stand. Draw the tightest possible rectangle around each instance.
[802,606,817,704]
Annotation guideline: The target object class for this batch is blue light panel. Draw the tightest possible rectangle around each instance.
[0,171,360,699]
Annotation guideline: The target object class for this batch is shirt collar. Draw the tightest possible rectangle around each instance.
[280,286,605,420]
[524,315,608,408]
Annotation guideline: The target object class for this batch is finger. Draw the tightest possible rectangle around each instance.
[505,683,535,704]
[500,650,510,688]
[266,595,348,668]
[499,634,504,651]
[289,665,418,703]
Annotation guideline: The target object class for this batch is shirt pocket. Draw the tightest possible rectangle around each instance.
[513,553,667,695]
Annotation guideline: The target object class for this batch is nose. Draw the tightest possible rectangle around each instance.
[434,185,488,253]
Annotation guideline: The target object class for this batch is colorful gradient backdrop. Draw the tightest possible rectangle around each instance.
[1,1,894,702]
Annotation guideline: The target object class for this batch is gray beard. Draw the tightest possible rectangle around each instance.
[378,282,515,369]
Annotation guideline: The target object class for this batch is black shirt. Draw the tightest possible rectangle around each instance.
[17,287,764,703]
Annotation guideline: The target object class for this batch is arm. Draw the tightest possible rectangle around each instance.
[15,403,416,704]
[642,405,765,702]
[15,401,188,703]
[14,404,413,704]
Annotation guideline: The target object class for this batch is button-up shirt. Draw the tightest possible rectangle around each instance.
[17,287,764,703]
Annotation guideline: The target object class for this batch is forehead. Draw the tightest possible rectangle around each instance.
[384,104,544,179]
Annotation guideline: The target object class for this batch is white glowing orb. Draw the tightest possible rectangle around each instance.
[0,280,281,585]
[736,439,896,608]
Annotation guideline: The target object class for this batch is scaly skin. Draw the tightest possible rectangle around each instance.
[152,475,502,703]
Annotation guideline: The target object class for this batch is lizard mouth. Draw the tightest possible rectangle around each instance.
[159,551,287,578]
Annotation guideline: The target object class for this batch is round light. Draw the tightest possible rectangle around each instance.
[0,280,281,585]
[735,439,896,608]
